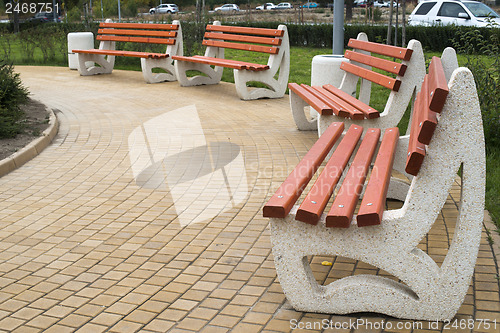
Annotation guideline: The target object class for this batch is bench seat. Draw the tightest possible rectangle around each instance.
[172,55,269,71]
[73,49,169,59]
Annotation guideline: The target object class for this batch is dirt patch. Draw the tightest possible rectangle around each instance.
[0,98,51,161]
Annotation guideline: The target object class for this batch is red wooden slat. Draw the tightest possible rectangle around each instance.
[357,127,399,227]
[99,22,178,30]
[97,35,175,45]
[347,38,413,61]
[191,56,269,70]
[418,75,438,145]
[295,125,363,225]
[341,62,401,91]
[344,50,407,76]
[326,128,380,228]
[323,84,380,119]
[288,83,333,115]
[428,56,449,112]
[263,122,345,218]
[202,40,278,54]
[405,80,427,176]
[206,25,284,37]
[98,28,177,38]
[308,86,352,118]
[204,32,281,46]
[73,49,168,59]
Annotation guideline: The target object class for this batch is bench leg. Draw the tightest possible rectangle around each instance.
[141,58,176,84]
[233,67,288,101]
[174,61,223,87]
[289,88,318,131]
[76,53,115,76]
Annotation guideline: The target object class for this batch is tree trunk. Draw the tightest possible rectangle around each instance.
[346,0,353,21]
[387,0,393,45]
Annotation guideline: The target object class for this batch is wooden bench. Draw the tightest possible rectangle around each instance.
[290,33,425,132]
[73,20,183,83]
[264,54,486,321]
[172,21,289,100]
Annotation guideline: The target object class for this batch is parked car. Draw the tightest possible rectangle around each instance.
[28,12,62,23]
[149,4,179,14]
[256,3,276,10]
[301,2,318,9]
[408,0,500,27]
[276,2,293,9]
[214,4,240,12]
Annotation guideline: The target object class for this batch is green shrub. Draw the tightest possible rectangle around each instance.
[0,60,29,138]
[453,28,500,151]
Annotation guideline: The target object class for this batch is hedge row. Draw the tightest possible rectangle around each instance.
[2,21,500,53]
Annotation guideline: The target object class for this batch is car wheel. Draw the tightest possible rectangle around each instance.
[150,10,155,14]
[167,10,172,13]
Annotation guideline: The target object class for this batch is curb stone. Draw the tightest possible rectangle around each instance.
[0,107,59,178]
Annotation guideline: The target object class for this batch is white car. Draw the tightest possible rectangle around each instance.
[214,4,240,12]
[408,0,500,28]
[275,2,293,10]
[256,3,276,10]
[149,4,179,14]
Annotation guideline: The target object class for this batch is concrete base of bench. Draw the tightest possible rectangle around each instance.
[270,68,485,321]
[77,47,115,77]
[141,57,176,84]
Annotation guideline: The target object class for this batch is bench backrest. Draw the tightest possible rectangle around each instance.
[203,24,285,55]
[342,38,413,92]
[405,56,449,176]
[98,22,180,45]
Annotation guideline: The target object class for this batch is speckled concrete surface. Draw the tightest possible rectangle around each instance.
[0,66,497,332]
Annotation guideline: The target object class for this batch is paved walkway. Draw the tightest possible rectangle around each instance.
[0,66,498,332]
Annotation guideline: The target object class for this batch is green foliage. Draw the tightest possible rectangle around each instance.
[486,149,500,230]
[0,60,28,138]
[453,28,500,151]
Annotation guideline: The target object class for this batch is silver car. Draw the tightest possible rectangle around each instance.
[149,4,179,14]
[408,0,500,27]
[214,4,240,12]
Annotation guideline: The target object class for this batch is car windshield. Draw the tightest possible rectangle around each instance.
[464,2,499,18]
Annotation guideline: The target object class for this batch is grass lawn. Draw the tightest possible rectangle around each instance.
[3,39,499,233]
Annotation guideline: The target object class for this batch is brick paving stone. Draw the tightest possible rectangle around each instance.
[0,66,496,333]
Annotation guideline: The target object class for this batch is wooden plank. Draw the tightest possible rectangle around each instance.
[417,77,438,145]
[98,29,177,38]
[97,35,175,45]
[191,56,269,70]
[202,40,278,54]
[301,84,347,117]
[323,84,380,119]
[288,83,334,116]
[295,125,363,225]
[72,49,168,59]
[428,56,449,112]
[100,22,178,30]
[344,50,407,76]
[312,86,367,120]
[263,122,345,218]
[347,38,413,61]
[326,128,380,228]
[173,55,268,71]
[204,32,281,46]
[357,127,399,227]
[341,62,401,91]
[206,25,284,37]
[308,87,353,118]
[405,84,427,176]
